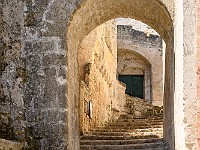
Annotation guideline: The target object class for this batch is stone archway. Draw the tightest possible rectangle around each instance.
[117,49,152,103]
[117,25,165,106]
[67,0,174,149]
[0,0,197,150]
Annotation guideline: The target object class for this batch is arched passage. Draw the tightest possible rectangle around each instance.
[67,0,174,149]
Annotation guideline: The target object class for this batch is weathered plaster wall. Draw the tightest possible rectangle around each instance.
[78,21,118,134]
[173,0,197,149]
[173,1,185,149]
[183,0,197,149]
[196,0,200,149]
[117,26,164,106]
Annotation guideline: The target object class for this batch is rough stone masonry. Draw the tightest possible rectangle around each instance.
[0,0,198,150]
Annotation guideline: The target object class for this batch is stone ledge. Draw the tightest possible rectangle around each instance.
[0,139,24,150]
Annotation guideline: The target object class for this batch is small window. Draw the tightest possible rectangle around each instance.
[84,100,93,119]
[89,101,93,119]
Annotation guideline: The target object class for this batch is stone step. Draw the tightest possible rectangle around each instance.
[116,118,163,121]
[115,121,163,125]
[87,131,162,136]
[80,135,160,140]
[118,115,163,121]
[92,127,163,133]
[80,138,164,145]
[80,114,165,150]
[80,142,168,150]
[105,125,163,129]
[114,119,163,122]
[108,122,163,126]
[97,125,163,130]
[119,113,163,119]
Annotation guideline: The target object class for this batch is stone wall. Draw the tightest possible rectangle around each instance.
[0,0,69,149]
[125,95,163,119]
[0,0,173,149]
[0,0,198,150]
[182,0,197,149]
[117,26,164,106]
[78,21,118,134]
[112,81,127,120]
[196,0,200,149]
[0,0,25,143]
[23,0,69,149]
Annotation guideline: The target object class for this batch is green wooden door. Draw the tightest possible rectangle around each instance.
[119,75,144,99]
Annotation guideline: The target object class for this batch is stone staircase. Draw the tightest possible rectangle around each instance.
[80,114,169,150]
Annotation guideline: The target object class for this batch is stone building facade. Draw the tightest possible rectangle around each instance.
[0,0,199,150]
[78,20,118,134]
[117,25,164,106]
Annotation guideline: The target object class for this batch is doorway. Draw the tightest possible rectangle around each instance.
[119,75,144,98]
